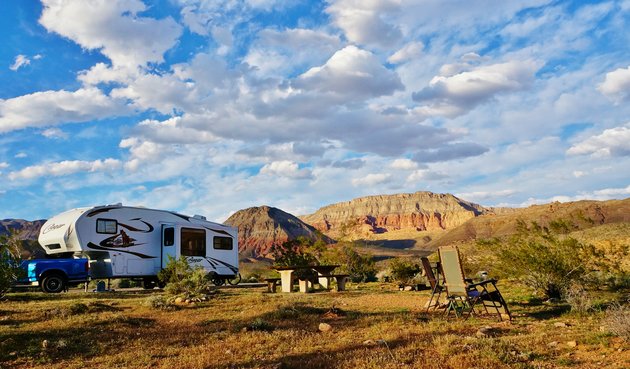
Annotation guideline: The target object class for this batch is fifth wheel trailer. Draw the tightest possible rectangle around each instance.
[38,204,239,288]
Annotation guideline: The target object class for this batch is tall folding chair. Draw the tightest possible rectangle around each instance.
[421,257,444,311]
[438,246,511,321]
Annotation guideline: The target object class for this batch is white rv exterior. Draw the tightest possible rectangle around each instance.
[38,204,238,283]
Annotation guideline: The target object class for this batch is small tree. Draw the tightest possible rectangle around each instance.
[479,220,599,299]
[388,257,421,286]
[0,229,25,299]
[270,237,319,267]
[321,243,377,282]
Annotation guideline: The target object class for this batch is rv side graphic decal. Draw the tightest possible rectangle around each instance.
[87,242,156,259]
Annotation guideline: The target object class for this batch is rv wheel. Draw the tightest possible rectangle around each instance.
[227,273,242,285]
[211,276,226,286]
[143,278,158,290]
[41,274,66,293]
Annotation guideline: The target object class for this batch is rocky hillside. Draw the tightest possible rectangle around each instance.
[300,191,489,240]
[224,206,332,258]
[426,198,630,248]
[0,219,45,240]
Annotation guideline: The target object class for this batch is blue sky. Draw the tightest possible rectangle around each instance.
[1,0,629,222]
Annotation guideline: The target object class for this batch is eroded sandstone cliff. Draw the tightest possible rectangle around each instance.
[300,191,488,239]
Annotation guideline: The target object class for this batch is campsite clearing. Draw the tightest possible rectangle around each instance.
[0,282,628,369]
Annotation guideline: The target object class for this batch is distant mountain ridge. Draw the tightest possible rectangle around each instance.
[0,219,45,240]
[426,198,630,248]
[224,206,332,258]
[300,191,489,240]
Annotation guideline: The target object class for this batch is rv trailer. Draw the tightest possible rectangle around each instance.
[38,204,239,288]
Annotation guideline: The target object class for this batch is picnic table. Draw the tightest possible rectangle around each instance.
[272,265,348,293]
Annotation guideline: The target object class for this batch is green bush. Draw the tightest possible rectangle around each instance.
[388,258,421,285]
[158,256,213,299]
[478,221,600,299]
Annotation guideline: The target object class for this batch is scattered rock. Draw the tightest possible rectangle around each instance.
[554,322,569,328]
[41,340,49,349]
[363,340,376,346]
[403,286,414,291]
[476,326,497,337]
[56,339,67,348]
[545,298,561,304]
[9,352,16,357]
[185,299,191,304]
[566,341,578,348]
[175,297,184,304]
[318,323,332,332]
[241,327,248,332]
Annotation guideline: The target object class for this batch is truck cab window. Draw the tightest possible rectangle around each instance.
[181,228,206,256]
[96,219,117,234]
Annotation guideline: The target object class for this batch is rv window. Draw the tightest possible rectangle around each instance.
[181,228,206,257]
[96,219,117,234]
[46,243,62,250]
[163,227,174,246]
[213,236,233,250]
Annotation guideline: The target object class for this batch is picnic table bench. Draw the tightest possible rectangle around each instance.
[264,278,281,293]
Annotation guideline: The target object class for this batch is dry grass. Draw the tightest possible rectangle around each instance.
[0,282,628,369]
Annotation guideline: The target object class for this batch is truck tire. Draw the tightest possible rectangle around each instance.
[41,274,66,293]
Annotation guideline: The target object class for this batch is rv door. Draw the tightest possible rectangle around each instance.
[161,225,176,269]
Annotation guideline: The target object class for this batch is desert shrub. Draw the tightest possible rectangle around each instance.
[388,258,421,285]
[0,229,26,299]
[158,256,213,299]
[248,318,273,332]
[145,295,178,311]
[603,303,630,340]
[478,221,600,299]
[564,284,593,315]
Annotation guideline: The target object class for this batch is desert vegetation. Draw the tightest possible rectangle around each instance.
[0,280,628,369]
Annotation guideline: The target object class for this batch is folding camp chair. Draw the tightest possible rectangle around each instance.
[438,246,511,321]
[421,257,444,311]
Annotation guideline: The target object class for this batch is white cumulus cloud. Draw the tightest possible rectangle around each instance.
[326,0,402,48]
[351,173,392,187]
[0,88,129,133]
[294,45,403,99]
[8,159,122,181]
[259,160,312,179]
[567,123,630,157]
[412,60,541,117]
[390,158,417,170]
[39,0,182,67]
[598,65,630,103]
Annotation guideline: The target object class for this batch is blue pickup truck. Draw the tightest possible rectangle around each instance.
[16,258,90,293]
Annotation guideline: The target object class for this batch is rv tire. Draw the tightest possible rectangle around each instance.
[227,273,241,285]
[142,278,158,290]
[41,273,66,293]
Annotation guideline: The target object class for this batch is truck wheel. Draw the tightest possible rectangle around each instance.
[41,274,66,293]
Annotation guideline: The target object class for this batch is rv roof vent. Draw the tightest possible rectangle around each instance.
[193,214,207,220]
[108,203,123,207]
